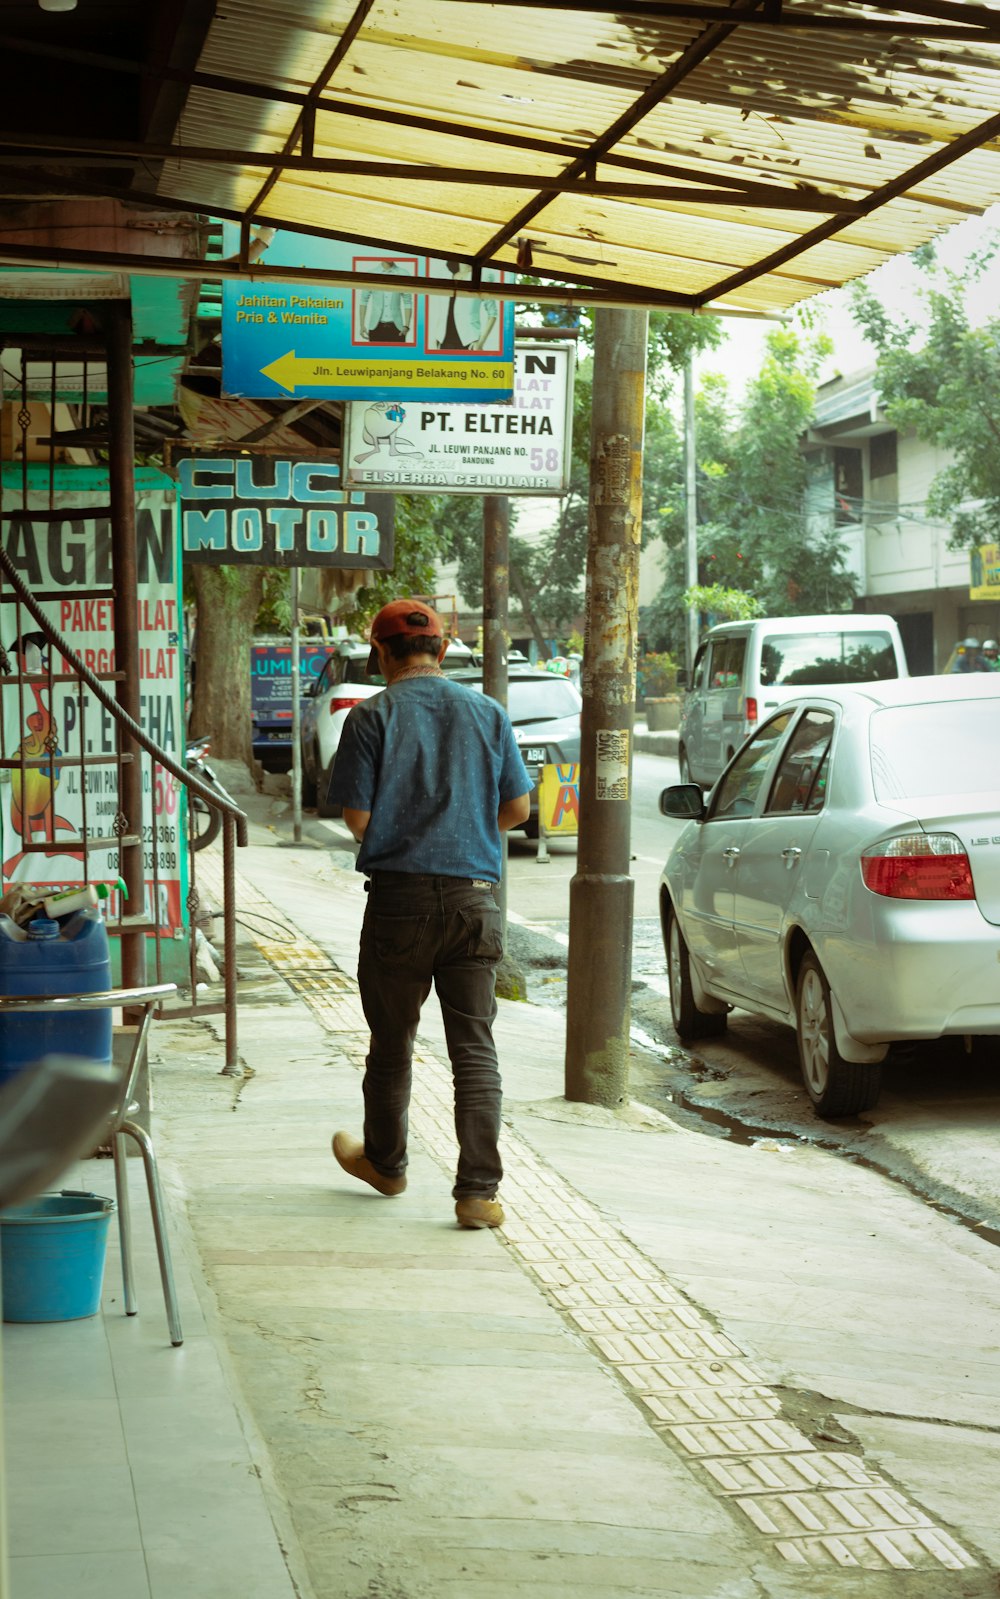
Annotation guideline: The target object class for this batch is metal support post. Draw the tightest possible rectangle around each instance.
[106,300,146,993]
[564,306,648,1107]
[684,350,699,679]
[482,495,510,935]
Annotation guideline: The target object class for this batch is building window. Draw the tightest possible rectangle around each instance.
[834,447,862,525]
[870,431,898,480]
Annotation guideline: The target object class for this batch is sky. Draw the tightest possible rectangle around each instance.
[694,201,1000,399]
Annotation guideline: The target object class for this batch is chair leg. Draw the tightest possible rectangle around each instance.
[120,1118,184,1347]
[113,1130,137,1316]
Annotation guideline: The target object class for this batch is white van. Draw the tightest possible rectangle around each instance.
[677,613,909,788]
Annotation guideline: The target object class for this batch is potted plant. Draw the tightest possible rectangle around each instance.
[640,651,681,731]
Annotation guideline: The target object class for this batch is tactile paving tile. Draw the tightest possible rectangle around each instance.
[234,865,980,1576]
[738,1486,934,1539]
[618,1358,768,1393]
[702,1452,885,1495]
[566,1303,706,1335]
[642,1386,783,1425]
[667,1419,819,1458]
[774,1527,976,1570]
[593,1328,744,1364]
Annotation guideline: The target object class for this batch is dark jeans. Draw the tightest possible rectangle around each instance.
[357,872,504,1199]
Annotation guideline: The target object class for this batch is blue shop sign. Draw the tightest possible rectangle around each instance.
[176,453,394,570]
[220,224,514,403]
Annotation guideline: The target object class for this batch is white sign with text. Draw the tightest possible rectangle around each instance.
[345,343,575,495]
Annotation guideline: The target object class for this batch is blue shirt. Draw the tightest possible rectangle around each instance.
[329,676,533,882]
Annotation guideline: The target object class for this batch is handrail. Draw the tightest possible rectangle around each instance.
[0,544,248,845]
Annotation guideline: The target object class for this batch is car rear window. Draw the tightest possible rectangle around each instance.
[464,678,581,719]
[760,631,898,686]
[341,657,384,686]
[871,701,1000,800]
[507,680,581,719]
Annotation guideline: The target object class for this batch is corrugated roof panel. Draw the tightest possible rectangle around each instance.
[152,0,1000,314]
[262,178,507,257]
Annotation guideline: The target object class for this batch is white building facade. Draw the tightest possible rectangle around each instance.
[804,368,999,672]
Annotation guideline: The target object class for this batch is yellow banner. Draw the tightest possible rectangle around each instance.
[970,543,1000,601]
[539,763,580,835]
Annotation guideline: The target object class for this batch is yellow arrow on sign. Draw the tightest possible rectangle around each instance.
[260,350,514,395]
[260,351,335,393]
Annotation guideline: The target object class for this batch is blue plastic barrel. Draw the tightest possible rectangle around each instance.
[0,910,112,1090]
[1,1190,115,1321]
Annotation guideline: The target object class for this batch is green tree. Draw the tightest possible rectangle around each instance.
[850,237,1000,549]
[645,327,856,651]
[505,311,724,641]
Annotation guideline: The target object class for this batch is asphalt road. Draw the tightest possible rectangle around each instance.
[504,750,1000,1248]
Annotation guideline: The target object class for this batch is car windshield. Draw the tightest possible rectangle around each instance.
[760,631,898,686]
[871,700,1000,800]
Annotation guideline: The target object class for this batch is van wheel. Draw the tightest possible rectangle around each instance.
[667,908,727,1042]
[796,951,881,1118]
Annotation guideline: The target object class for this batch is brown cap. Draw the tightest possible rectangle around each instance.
[367,599,445,673]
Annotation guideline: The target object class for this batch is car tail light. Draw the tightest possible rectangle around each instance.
[330,695,366,715]
[745,697,758,726]
[861,832,975,900]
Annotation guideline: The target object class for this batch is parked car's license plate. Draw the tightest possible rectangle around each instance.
[523,746,547,763]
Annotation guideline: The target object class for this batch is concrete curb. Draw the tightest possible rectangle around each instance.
[634,725,679,759]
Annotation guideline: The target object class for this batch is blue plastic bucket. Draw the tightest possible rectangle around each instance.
[1,1190,115,1322]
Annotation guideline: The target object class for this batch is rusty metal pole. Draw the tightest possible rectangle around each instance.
[564,306,648,1106]
[482,495,510,934]
[106,300,146,990]
[684,350,699,679]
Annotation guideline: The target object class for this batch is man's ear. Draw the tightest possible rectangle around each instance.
[437,639,450,664]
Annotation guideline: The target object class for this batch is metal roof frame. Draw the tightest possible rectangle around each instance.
[0,1,999,312]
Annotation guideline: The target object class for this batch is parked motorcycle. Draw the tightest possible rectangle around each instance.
[185,735,236,852]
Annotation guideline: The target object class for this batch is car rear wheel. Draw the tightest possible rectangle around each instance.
[316,755,342,819]
[795,951,881,1118]
[667,908,728,1042]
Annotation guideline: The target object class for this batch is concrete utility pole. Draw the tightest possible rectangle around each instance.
[684,349,699,680]
[564,307,648,1107]
[482,495,510,933]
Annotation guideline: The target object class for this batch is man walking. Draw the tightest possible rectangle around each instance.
[328,599,532,1229]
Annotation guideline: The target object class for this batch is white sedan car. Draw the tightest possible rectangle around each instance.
[659,674,1000,1118]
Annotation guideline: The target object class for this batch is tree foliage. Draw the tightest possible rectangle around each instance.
[644,327,857,652]
[495,310,724,639]
[850,236,1000,549]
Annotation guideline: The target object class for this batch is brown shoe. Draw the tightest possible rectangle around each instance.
[455,1196,504,1230]
[332,1133,407,1197]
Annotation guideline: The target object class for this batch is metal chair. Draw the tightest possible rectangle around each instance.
[0,984,181,1344]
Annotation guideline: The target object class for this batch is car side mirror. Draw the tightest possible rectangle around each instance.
[659,784,705,820]
[676,668,688,690]
[303,680,319,697]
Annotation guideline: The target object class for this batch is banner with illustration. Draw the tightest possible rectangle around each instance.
[220,224,515,403]
[0,472,186,937]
